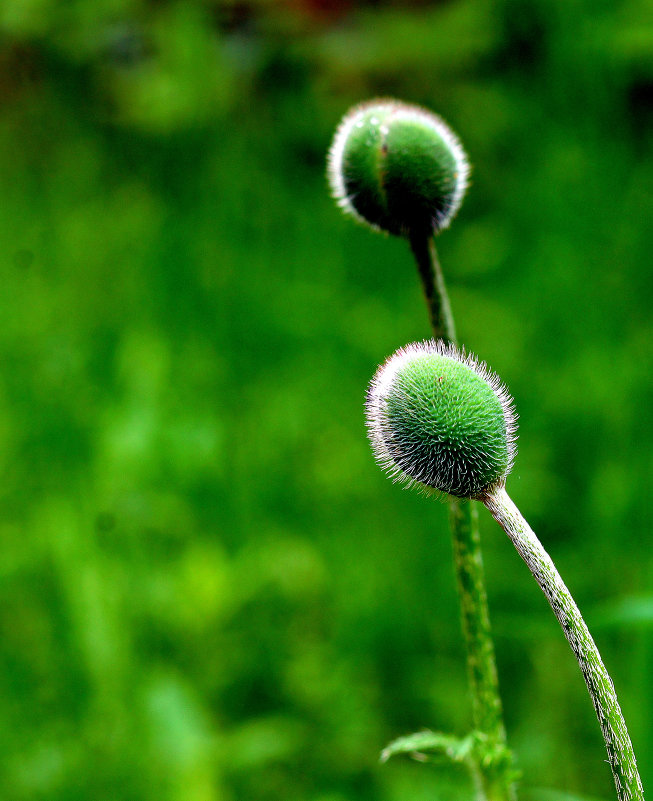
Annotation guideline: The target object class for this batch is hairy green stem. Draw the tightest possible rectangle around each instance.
[449,499,514,801]
[408,232,457,342]
[483,486,644,801]
[408,231,515,801]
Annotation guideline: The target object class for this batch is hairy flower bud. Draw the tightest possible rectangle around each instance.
[328,99,469,237]
[366,341,517,498]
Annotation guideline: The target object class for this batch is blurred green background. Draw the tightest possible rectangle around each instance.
[1,1,653,799]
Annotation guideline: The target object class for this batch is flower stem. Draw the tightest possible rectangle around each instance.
[483,486,645,801]
[408,232,456,342]
[408,231,515,801]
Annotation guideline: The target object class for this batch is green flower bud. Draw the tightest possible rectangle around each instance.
[328,99,469,237]
[366,341,517,498]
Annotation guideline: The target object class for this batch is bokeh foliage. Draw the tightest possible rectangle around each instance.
[1,1,653,799]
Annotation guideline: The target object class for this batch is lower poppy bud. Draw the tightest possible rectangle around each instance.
[366,340,517,498]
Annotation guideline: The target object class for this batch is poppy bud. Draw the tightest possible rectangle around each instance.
[328,100,470,237]
[366,340,516,498]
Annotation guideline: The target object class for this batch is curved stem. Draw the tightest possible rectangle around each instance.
[483,486,644,801]
[408,230,515,801]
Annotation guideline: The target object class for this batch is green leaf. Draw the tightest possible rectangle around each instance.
[380,730,474,764]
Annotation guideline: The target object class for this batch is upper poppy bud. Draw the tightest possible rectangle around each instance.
[328,99,470,237]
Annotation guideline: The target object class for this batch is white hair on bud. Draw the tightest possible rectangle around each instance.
[326,100,376,227]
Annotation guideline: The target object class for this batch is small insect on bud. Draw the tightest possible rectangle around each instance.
[327,99,470,237]
[366,341,517,499]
